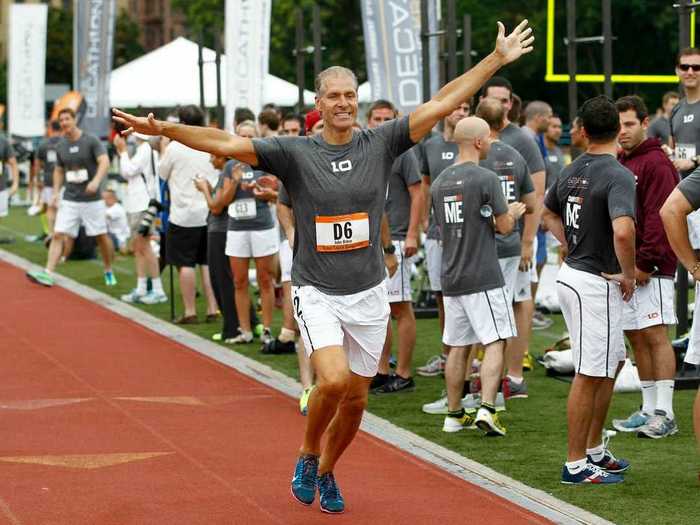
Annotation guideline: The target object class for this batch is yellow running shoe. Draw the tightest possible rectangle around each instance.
[522,352,534,371]
[475,407,507,436]
[299,386,314,416]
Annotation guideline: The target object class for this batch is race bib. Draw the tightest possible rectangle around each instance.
[47,150,57,163]
[65,169,88,183]
[315,212,370,252]
[548,155,559,163]
[675,143,696,160]
[228,198,257,220]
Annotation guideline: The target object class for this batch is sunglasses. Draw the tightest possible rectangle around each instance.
[679,63,700,72]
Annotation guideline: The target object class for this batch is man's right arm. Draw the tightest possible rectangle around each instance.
[611,216,636,280]
[112,109,258,166]
[660,188,698,275]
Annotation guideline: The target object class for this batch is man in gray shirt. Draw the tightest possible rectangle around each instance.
[114,19,534,513]
[27,108,113,288]
[648,91,679,147]
[543,96,636,485]
[365,100,423,395]
[544,114,566,189]
[0,134,19,220]
[432,117,525,437]
[33,121,63,234]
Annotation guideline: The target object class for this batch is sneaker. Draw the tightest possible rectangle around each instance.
[260,328,273,345]
[561,463,624,485]
[503,377,529,400]
[317,472,344,514]
[461,393,481,414]
[637,410,679,439]
[291,454,318,505]
[422,391,449,414]
[496,392,506,412]
[26,270,54,287]
[212,333,223,342]
[299,386,314,416]
[104,271,117,286]
[372,375,415,394]
[612,409,650,433]
[522,353,534,371]
[416,354,446,377]
[532,311,553,330]
[121,289,146,304]
[261,338,296,354]
[475,407,506,436]
[140,290,168,304]
[370,373,390,391]
[227,330,254,344]
[442,411,476,432]
[588,449,630,474]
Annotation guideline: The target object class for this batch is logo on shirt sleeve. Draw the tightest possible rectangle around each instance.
[443,194,463,223]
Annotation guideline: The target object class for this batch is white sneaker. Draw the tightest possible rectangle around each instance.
[140,290,168,304]
[475,407,507,436]
[227,330,254,344]
[496,392,506,412]
[461,393,481,413]
[121,289,146,304]
[422,391,448,414]
[442,412,476,433]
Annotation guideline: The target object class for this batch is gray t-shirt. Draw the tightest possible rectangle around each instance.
[55,133,107,202]
[648,116,671,146]
[36,136,62,187]
[677,167,700,209]
[544,153,636,276]
[418,133,459,239]
[224,160,274,232]
[545,145,566,189]
[670,99,700,178]
[500,123,546,175]
[253,116,414,295]
[431,162,508,296]
[206,170,229,234]
[0,137,15,192]
[480,141,533,258]
[386,149,421,240]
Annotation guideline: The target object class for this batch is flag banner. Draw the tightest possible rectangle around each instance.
[8,4,48,137]
[360,0,439,113]
[225,0,272,129]
[73,0,116,137]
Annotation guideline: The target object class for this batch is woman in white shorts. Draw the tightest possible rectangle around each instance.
[223,121,279,344]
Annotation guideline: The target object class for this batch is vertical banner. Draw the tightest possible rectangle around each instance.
[73,0,116,138]
[360,0,438,113]
[8,4,48,137]
[225,0,272,129]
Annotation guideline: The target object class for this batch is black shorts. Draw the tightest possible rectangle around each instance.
[166,223,208,267]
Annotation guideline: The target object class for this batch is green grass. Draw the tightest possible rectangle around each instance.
[2,207,698,524]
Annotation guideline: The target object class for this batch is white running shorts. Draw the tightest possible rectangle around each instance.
[622,277,677,331]
[385,240,414,303]
[279,239,293,283]
[425,238,442,292]
[54,200,107,238]
[499,256,520,302]
[40,187,55,206]
[556,263,626,378]
[442,286,517,347]
[686,282,700,366]
[292,282,390,377]
[0,190,8,218]
[225,228,279,258]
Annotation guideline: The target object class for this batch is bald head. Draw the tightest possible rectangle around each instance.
[453,117,490,143]
[475,98,505,132]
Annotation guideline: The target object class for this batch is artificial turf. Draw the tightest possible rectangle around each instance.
[1,206,697,524]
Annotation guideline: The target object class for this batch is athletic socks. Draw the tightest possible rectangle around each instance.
[565,458,587,475]
[279,327,296,343]
[655,379,675,418]
[448,408,465,419]
[151,277,164,294]
[481,402,496,414]
[586,443,605,463]
[640,380,656,414]
[137,277,148,295]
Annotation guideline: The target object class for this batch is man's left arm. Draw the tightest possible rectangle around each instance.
[381,213,398,277]
[408,21,533,143]
[86,154,110,195]
[405,182,424,257]
[520,169,544,270]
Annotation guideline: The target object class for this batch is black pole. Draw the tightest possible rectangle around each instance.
[679,0,692,51]
[446,0,457,82]
[420,0,431,103]
[602,0,613,98]
[462,14,472,71]
[295,8,305,112]
[215,32,224,128]
[566,0,577,123]
[198,32,205,111]
[313,3,322,78]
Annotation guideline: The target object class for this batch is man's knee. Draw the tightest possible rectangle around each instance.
[317,368,351,399]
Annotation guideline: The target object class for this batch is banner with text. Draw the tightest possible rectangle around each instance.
[225,0,272,129]
[73,0,116,137]
[360,0,439,114]
[8,4,48,137]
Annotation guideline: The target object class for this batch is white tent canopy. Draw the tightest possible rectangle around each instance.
[110,37,316,109]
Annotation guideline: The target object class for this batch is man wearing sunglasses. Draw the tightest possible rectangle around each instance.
[671,48,700,177]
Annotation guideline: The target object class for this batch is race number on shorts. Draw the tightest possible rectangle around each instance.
[315,212,369,252]
[65,169,88,183]
[228,198,257,220]
[675,143,696,161]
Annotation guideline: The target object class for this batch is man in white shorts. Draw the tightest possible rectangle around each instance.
[477,97,535,400]
[543,96,636,485]
[612,95,680,439]
[366,99,423,394]
[433,117,524,436]
[27,108,114,287]
[114,19,533,513]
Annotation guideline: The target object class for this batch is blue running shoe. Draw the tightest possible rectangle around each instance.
[318,472,345,514]
[561,463,624,485]
[291,454,318,505]
[612,409,649,433]
[588,449,630,474]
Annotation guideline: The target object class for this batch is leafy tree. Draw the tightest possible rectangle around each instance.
[46,5,73,86]
[172,0,225,49]
[114,9,145,68]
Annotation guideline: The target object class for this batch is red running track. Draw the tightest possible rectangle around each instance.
[0,261,552,524]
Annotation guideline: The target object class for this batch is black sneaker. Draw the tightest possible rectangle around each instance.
[372,375,415,394]
[370,373,390,391]
[261,338,296,354]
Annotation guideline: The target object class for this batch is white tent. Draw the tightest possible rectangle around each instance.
[110,37,316,108]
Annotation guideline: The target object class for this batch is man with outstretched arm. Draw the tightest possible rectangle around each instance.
[113,20,533,514]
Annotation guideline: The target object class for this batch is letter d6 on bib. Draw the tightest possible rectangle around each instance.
[315,212,370,252]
